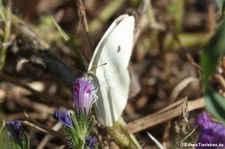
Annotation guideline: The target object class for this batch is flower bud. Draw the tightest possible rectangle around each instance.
[53,109,73,127]
[73,77,93,114]
[6,121,22,144]
[86,136,97,149]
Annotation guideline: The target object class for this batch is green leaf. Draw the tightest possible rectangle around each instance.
[0,120,20,149]
[205,88,225,124]
[201,19,225,88]
[87,116,95,135]
[0,119,5,134]
[71,115,79,134]
[21,132,30,149]
[0,121,8,149]
[0,0,5,20]
[10,141,20,149]
[51,17,88,69]
[51,17,69,41]
[65,126,81,149]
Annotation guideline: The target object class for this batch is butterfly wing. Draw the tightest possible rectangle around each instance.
[88,14,135,126]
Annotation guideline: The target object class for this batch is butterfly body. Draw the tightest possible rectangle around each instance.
[88,14,135,127]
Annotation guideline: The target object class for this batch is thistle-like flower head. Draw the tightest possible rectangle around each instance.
[73,77,93,114]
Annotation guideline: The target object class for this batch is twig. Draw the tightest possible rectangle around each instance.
[126,97,205,134]
[215,74,225,90]
[76,0,93,65]
[22,112,64,139]
[0,71,73,109]
[37,122,63,149]
[207,0,217,33]
[163,77,199,148]
[177,126,197,143]
[133,0,150,45]
[4,112,49,121]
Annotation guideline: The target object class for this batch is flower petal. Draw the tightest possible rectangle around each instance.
[53,109,73,127]
[73,77,93,114]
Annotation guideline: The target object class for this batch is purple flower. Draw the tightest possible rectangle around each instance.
[53,109,73,127]
[86,136,97,149]
[6,121,22,143]
[73,77,93,114]
[196,112,225,149]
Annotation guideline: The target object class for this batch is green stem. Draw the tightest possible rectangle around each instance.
[0,2,11,70]
[108,118,141,149]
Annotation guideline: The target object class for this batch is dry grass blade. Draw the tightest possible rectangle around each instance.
[147,132,165,149]
[127,98,205,134]
[170,77,199,101]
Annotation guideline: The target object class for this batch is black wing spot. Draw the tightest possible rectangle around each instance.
[117,46,121,52]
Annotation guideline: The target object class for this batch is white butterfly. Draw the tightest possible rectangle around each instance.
[88,14,135,127]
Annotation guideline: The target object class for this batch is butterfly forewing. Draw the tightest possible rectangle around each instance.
[88,14,135,126]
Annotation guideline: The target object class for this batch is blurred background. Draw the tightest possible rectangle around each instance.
[0,0,220,148]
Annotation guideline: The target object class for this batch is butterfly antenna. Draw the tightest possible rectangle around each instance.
[89,62,107,72]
